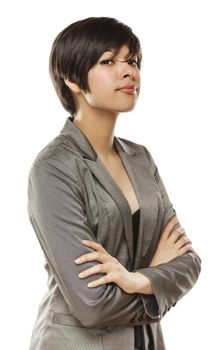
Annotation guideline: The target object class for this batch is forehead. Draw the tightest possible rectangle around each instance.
[101,44,136,59]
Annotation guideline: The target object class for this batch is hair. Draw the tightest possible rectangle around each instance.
[49,17,142,115]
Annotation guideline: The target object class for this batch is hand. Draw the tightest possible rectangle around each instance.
[149,216,193,267]
[74,240,152,294]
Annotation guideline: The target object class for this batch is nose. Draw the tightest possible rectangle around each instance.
[123,70,136,79]
[122,66,136,79]
[119,61,136,79]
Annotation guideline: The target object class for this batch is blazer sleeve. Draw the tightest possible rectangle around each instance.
[134,146,202,318]
[27,158,161,328]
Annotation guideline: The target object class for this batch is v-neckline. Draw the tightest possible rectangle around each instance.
[132,208,140,216]
[97,141,141,217]
[60,116,163,261]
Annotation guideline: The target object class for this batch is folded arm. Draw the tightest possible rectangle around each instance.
[134,146,201,318]
[27,158,161,327]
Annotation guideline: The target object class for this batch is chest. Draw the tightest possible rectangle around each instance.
[98,154,140,215]
[78,151,165,266]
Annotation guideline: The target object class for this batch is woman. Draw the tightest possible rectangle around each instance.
[27,17,201,350]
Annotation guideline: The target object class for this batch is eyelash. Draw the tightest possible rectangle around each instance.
[100,59,138,66]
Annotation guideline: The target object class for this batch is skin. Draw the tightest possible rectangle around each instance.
[65,45,193,295]
[75,217,193,294]
[64,45,140,159]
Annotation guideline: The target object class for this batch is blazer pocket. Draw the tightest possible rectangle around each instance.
[52,312,85,328]
[52,312,103,350]
[52,312,106,332]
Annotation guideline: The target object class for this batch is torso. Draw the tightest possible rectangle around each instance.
[99,152,140,215]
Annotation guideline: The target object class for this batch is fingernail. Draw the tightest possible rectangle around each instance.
[75,258,81,264]
[88,282,93,287]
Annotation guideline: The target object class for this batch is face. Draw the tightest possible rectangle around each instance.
[81,45,141,114]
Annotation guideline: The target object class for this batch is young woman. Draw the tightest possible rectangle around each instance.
[27,17,201,350]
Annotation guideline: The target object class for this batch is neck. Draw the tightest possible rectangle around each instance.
[73,108,119,158]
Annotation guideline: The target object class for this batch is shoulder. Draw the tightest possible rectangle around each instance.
[28,133,84,183]
[117,136,154,162]
[117,136,158,179]
[28,131,157,182]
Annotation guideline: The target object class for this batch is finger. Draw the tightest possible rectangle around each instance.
[87,275,112,288]
[177,236,192,249]
[179,243,194,255]
[78,264,105,279]
[82,240,105,252]
[75,252,107,264]
[168,227,185,242]
[161,215,179,239]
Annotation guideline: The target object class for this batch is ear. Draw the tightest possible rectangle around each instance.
[64,78,81,93]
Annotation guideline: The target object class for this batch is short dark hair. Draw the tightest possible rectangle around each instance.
[49,17,142,115]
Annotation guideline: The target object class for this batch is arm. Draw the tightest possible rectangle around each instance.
[27,158,160,327]
[134,146,202,318]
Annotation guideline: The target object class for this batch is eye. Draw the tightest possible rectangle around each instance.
[128,58,138,66]
[99,59,115,65]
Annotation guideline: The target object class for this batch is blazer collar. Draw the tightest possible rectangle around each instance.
[59,115,158,262]
[60,116,136,160]
[59,116,163,264]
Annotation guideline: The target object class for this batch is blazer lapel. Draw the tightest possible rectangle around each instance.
[83,155,134,258]
[126,151,162,263]
[60,116,161,262]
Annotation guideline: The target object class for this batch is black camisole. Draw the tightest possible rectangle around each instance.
[132,208,146,350]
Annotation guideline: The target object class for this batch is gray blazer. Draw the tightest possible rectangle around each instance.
[27,116,201,350]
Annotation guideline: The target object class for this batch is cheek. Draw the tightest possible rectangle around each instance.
[88,69,114,90]
[136,70,141,84]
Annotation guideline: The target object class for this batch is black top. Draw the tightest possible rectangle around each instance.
[132,209,145,350]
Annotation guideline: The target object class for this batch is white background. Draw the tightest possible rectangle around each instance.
[0,1,220,349]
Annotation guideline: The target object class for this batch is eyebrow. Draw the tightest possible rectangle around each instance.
[102,49,137,60]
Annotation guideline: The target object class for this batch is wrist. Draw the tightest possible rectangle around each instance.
[132,272,154,295]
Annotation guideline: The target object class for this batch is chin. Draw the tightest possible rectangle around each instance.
[111,101,138,113]
[120,104,137,112]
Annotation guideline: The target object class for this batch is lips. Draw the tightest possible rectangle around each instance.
[116,85,138,93]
